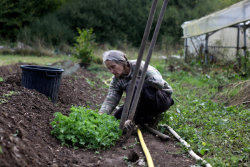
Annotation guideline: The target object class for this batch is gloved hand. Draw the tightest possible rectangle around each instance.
[124,119,135,131]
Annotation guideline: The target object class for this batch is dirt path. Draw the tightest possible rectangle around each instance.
[0,62,195,167]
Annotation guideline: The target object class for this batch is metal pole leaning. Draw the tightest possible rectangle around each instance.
[120,0,158,129]
[128,0,169,121]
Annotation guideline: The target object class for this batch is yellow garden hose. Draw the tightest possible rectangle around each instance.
[137,128,154,167]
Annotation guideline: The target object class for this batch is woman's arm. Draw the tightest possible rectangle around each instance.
[99,78,123,114]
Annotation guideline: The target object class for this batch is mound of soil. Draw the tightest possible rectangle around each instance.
[215,80,250,108]
[0,62,195,167]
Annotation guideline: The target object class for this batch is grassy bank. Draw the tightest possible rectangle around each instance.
[150,59,249,167]
[0,54,74,66]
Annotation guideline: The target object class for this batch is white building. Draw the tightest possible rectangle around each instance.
[182,0,250,70]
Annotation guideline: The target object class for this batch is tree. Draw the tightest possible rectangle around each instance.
[16,0,242,48]
[0,0,66,41]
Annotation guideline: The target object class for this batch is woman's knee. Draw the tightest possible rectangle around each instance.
[156,91,174,113]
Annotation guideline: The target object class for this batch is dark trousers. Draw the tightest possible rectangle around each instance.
[113,82,174,125]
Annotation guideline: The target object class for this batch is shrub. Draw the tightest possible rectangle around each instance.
[18,14,74,48]
[73,28,95,67]
[50,106,122,150]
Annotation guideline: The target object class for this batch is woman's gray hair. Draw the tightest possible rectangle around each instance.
[102,50,127,64]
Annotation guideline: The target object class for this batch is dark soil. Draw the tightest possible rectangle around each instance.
[0,62,195,167]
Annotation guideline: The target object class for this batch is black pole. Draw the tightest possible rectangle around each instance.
[184,38,188,63]
[236,25,241,68]
[204,34,209,66]
[243,22,247,74]
[120,0,158,129]
[128,0,169,121]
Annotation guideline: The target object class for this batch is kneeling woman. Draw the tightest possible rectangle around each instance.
[99,50,174,127]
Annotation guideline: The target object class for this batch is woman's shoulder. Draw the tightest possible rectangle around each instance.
[128,59,137,65]
[129,60,146,69]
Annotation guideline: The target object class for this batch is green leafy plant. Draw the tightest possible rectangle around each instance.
[50,106,122,150]
[73,28,95,67]
[0,77,3,82]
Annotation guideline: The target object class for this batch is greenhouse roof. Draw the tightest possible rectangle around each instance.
[181,0,250,38]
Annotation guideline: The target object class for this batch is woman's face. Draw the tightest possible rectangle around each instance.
[105,60,125,78]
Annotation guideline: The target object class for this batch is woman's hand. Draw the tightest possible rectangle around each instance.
[124,120,135,130]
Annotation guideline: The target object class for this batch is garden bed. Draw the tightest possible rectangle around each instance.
[0,63,195,167]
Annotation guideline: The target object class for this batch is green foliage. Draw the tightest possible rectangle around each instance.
[73,28,95,66]
[50,106,122,150]
[13,0,241,48]
[0,0,66,41]
[18,14,74,47]
[160,69,250,167]
[0,77,3,82]
[56,0,151,46]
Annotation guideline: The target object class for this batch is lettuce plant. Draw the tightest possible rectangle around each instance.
[51,106,122,150]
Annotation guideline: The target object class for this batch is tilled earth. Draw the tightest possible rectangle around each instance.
[0,62,195,167]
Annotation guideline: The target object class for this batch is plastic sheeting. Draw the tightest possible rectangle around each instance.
[181,0,250,38]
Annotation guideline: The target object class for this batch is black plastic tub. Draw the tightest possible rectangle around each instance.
[20,65,64,103]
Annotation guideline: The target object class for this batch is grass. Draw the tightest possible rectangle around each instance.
[152,62,250,167]
[0,54,75,66]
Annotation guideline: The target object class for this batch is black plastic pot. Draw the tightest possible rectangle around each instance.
[20,65,64,103]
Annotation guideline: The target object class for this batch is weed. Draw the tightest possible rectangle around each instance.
[123,156,133,166]
[85,78,96,89]
[0,99,8,104]
[0,91,19,104]
[128,138,139,149]
[3,91,18,97]
[12,130,19,137]
[0,77,3,82]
